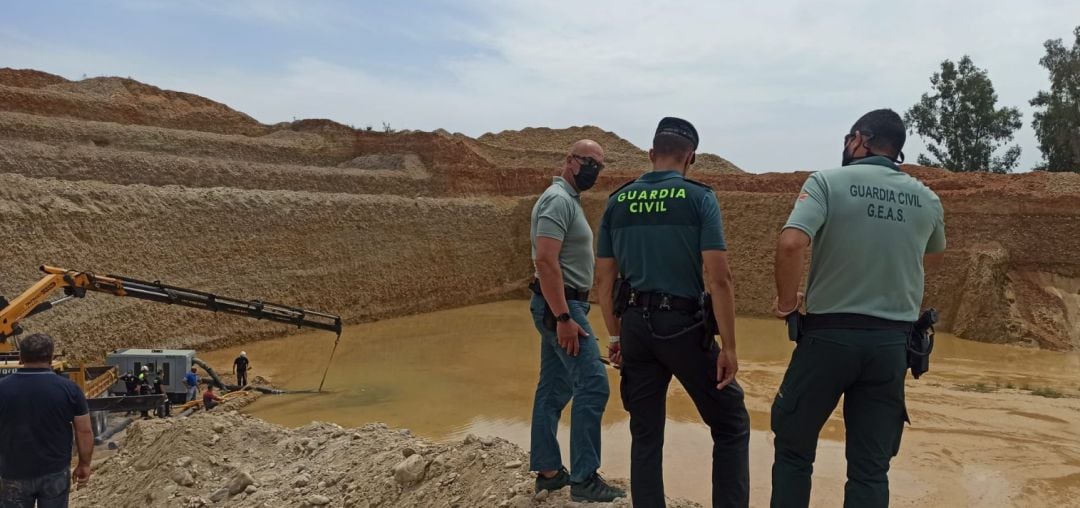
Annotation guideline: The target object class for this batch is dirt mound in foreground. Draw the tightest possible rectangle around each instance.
[77,412,695,507]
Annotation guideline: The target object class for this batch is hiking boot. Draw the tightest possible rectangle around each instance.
[535,467,570,493]
[571,472,626,502]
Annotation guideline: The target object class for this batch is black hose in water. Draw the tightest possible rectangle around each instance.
[191,357,318,395]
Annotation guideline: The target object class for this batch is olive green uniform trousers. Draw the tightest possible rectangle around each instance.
[770,328,909,508]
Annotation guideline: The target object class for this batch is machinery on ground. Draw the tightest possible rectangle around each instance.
[0,265,344,432]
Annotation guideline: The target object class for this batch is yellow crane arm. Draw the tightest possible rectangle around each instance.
[1,265,342,353]
[0,266,126,349]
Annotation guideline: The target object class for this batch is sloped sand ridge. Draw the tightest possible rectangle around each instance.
[0,66,1078,357]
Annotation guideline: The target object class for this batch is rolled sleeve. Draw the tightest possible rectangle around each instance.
[699,191,726,251]
[784,172,828,239]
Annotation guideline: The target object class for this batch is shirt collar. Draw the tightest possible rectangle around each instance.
[553,176,579,197]
[15,368,53,374]
[639,170,685,182]
[850,155,900,171]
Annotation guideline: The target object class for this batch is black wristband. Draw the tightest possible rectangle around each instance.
[556,312,572,323]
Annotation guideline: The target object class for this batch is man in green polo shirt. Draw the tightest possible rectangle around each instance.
[528,139,624,503]
[771,109,946,508]
[597,117,749,508]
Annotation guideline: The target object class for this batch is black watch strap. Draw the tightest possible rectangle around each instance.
[556,312,572,323]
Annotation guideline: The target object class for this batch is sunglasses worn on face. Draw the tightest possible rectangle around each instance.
[572,154,604,170]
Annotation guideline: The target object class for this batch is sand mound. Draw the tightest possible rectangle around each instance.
[0,69,266,136]
[473,125,742,174]
[76,412,696,507]
[0,68,67,89]
[479,126,643,155]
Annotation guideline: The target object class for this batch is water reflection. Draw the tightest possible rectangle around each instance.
[200,300,1080,506]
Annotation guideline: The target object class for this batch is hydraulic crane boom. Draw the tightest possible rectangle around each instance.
[1,265,343,351]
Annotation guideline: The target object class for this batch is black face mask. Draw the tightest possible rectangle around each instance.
[841,135,857,166]
[842,145,855,166]
[574,162,601,191]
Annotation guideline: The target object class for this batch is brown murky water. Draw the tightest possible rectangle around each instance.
[201,301,1080,507]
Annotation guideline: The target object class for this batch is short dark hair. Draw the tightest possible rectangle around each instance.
[652,132,695,159]
[850,109,906,156]
[19,333,55,363]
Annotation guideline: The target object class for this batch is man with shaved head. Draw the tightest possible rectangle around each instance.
[528,139,624,502]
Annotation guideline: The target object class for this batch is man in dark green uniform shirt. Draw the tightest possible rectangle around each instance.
[597,117,750,508]
[771,109,946,508]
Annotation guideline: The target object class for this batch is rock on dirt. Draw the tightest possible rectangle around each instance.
[71,411,698,507]
[392,453,428,485]
[227,471,255,495]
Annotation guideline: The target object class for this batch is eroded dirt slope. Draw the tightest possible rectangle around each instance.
[1,68,1078,351]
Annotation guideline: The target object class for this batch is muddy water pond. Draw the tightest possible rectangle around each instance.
[201,301,1080,506]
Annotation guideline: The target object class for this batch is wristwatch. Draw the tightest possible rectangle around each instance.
[556,312,572,323]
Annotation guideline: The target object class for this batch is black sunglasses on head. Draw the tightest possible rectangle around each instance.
[572,154,604,170]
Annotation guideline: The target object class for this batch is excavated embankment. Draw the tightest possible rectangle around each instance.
[1,68,1079,355]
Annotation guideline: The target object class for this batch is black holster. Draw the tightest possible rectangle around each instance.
[786,312,804,343]
[695,292,719,349]
[613,277,631,317]
[908,308,937,379]
[529,279,557,332]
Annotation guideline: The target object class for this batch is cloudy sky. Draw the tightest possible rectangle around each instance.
[3,0,1078,172]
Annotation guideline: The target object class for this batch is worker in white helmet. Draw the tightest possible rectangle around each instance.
[232,351,250,387]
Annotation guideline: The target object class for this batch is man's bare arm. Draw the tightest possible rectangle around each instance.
[535,237,570,315]
[775,228,810,313]
[596,257,620,338]
[703,250,736,353]
[72,413,94,486]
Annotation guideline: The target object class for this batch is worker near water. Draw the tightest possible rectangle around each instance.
[232,351,250,387]
[152,369,170,418]
[137,365,152,419]
[121,370,138,396]
[202,383,223,411]
[121,370,138,416]
[527,139,624,503]
[770,109,946,507]
[597,117,750,508]
[0,333,94,506]
[183,367,199,402]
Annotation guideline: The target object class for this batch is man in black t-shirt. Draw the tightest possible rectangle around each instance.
[121,371,138,396]
[232,351,250,387]
[0,333,94,506]
[152,369,170,418]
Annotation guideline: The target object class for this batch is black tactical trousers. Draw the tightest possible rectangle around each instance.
[770,328,908,508]
[620,307,750,508]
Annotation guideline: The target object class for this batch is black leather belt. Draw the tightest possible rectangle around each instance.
[529,279,590,302]
[803,313,912,332]
[627,291,699,313]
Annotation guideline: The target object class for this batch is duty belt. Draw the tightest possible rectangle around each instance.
[803,313,912,332]
[627,291,699,313]
[529,279,590,302]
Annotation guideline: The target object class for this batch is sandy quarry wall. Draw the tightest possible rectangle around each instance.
[578,181,1080,351]
[1,68,1079,353]
[0,174,533,360]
